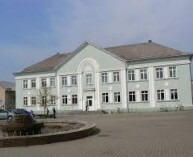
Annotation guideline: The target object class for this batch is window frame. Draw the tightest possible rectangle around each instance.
[156,67,164,79]
[85,73,92,85]
[128,70,135,81]
[50,77,56,87]
[129,91,136,102]
[31,79,36,88]
[141,90,148,102]
[170,89,178,100]
[31,97,36,106]
[113,72,120,83]
[62,95,68,105]
[41,78,47,87]
[157,89,165,101]
[71,76,77,86]
[23,80,28,89]
[50,96,56,105]
[62,76,67,86]
[140,69,148,80]
[114,92,121,103]
[101,72,108,84]
[23,97,28,106]
[72,95,78,104]
[169,66,177,78]
[102,93,109,103]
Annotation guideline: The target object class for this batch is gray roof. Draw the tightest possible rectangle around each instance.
[0,81,15,91]
[15,41,191,75]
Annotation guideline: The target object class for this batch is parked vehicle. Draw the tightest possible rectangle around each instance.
[0,109,15,120]
[12,108,35,117]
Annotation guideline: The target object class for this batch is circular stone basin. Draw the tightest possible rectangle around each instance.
[1,114,44,136]
[0,120,96,148]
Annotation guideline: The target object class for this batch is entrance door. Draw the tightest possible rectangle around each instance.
[86,96,94,111]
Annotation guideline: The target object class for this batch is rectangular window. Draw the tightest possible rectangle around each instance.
[62,76,67,86]
[50,78,56,87]
[170,89,178,100]
[157,90,165,101]
[102,93,109,103]
[23,97,28,106]
[50,96,56,105]
[156,68,163,79]
[113,72,120,82]
[42,96,46,105]
[71,76,77,86]
[62,95,68,105]
[114,92,121,103]
[72,95,78,104]
[141,91,148,102]
[23,80,28,89]
[31,97,36,106]
[128,70,135,81]
[86,74,92,85]
[41,78,47,87]
[129,91,136,102]
[102,72,108,83]
[140,69,148,80]
[169,66,177,78]
[31,79,36,88]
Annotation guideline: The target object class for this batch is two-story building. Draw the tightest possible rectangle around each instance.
[14,41,192,112]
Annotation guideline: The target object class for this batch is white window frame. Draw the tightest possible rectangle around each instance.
[62,76,67,86]
[157,89,165,101]
[31,79,36,88]
[114,92,121,103]
[62,95,68,105]
[42,96,46,105]
[170,89,178,100]
[129,91,136,102]
[128,70,135,81]
[50,77,56,87]
[141,91,148,102]
[169,66,177,78]
[86,73,92,85]
[113,72,120,82]
[23,80,28,89]
[71,76,77,86]
[102,72,108,83]
[41,78,47,87]
[23,97,28,106]
[140,69,148,80]
[31,97,36,106]
[156,67,164,79]
[102,93,109,103]
[72,95,78,104]
[50,96,56,105]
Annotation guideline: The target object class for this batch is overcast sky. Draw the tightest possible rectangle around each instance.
[0,0,193,81]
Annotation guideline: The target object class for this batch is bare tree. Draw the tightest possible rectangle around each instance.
[36,87,57,114]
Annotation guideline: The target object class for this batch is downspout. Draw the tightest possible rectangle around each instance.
[125,62,129,112]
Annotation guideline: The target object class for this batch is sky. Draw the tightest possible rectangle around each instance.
[0,0,193,82]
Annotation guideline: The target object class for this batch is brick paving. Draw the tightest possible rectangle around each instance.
[1,111,193,157]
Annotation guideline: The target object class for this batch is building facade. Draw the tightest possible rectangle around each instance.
[15,41,192,112]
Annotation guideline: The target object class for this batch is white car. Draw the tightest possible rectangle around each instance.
[0,109,14,120]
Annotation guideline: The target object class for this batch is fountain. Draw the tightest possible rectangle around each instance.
[1,114,44,136]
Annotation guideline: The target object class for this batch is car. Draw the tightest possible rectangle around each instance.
[12,108,35,118]
[0,109,15,120]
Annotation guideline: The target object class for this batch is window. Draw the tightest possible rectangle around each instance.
[41,78,47,87]
[157,90,165,101]
[23,97,28,106]
[129,91,136,102]
[86,74,92,85]
[114,92,121,103]
[62,76,67,86]
[50,96,56,105]
[169,66,177,78]
[23,80,28,89]
[71,76,77,86]
[140,69,147,80]
[102,93,109,103]
[170,89,178,100]
[156,68,163,79]
[128,70,135,81]
[62,95,68,105]
[31,79,36,88]
[141,91,148,102]
[102,73,108,83]
[72,95,78,104]
[31,97,36,106]
[113,72,120,82]
[42,96,46,105]
[50,78,56,87]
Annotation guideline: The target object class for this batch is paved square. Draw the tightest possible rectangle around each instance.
[1,111,193,157]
